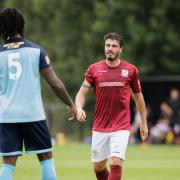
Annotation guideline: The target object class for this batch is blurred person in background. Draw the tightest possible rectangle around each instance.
[0,8,76,180]
[75,32,148,180]
[148,102,171,144]
[130,104,152,144]
[160,88,180,144]
[149,117,170,144]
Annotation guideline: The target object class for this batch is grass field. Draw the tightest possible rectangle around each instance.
[0,143,180,180]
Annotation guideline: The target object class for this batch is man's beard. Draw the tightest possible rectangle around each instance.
[106,53,119,61]
[107,57,114,61]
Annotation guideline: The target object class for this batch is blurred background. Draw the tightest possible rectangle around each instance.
[1,0,180,145]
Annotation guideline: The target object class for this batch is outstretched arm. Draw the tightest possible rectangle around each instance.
[75,79,91,122]
[133,92,148,141]
[41,66,76,119]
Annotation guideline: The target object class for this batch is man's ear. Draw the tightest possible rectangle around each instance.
[120,47,123,54]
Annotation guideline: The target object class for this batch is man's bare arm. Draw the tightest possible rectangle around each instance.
[41,66,76,118]
[75,80,91,122]
[133,92,148,141]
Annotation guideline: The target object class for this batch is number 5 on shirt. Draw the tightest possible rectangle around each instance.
[8,52,22,80]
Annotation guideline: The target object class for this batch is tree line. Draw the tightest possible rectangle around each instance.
[1,0,180,97]
[1,0,180,137]
[0,0,180,138]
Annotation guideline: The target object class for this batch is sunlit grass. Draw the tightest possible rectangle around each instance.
[0,143,180,180]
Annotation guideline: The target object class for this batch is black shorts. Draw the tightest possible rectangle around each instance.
[0,120,52,156]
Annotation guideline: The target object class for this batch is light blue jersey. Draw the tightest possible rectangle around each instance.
[0,37,50,123]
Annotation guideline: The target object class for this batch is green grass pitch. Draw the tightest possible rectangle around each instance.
[0,143,180,180]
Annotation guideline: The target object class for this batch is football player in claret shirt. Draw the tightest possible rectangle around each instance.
[0,8,76,180]
[75,32,148,180]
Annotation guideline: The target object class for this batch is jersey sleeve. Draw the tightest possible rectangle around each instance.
[39,48,51,69]
[130,67,141,93]
[84,65,94,87]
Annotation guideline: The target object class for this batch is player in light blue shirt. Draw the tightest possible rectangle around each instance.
[0,8,77,180]
[0,38,47,122]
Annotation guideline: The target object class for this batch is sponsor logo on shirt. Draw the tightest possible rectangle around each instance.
[98,70,107,72]
[121,69,129,77]
[4,42,24,49]
[99,82,125,87]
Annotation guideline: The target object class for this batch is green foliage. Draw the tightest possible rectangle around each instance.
[1,0,180,93]
[1,0,180,135]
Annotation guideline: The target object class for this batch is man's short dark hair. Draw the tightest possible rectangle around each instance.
[0,7,25,41]
[104,32,123,47]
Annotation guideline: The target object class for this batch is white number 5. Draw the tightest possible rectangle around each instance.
[8,52,22,80]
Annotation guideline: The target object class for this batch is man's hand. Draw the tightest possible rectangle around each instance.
[76,108,86,122]
[68,105,77,120]
[140,123,148,141]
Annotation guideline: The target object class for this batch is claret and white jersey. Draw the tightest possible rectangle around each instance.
[85,60,141,132]
[0,37,50,123]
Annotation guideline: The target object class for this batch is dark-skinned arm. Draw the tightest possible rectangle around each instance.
[41,66,76,118]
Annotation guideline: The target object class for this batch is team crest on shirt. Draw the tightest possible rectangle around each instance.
[121,69,129,77]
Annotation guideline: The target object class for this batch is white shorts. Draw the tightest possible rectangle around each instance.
[92,130,130,162]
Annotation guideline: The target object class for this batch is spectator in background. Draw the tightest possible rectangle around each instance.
[148,102,171,144]
[130,104,152,144]
[158,88,180,144]
[149,117,170,144]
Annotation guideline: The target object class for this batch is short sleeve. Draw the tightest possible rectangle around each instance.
[39,48,51,69]
[84,65,94,87]
[130,67,141,93]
